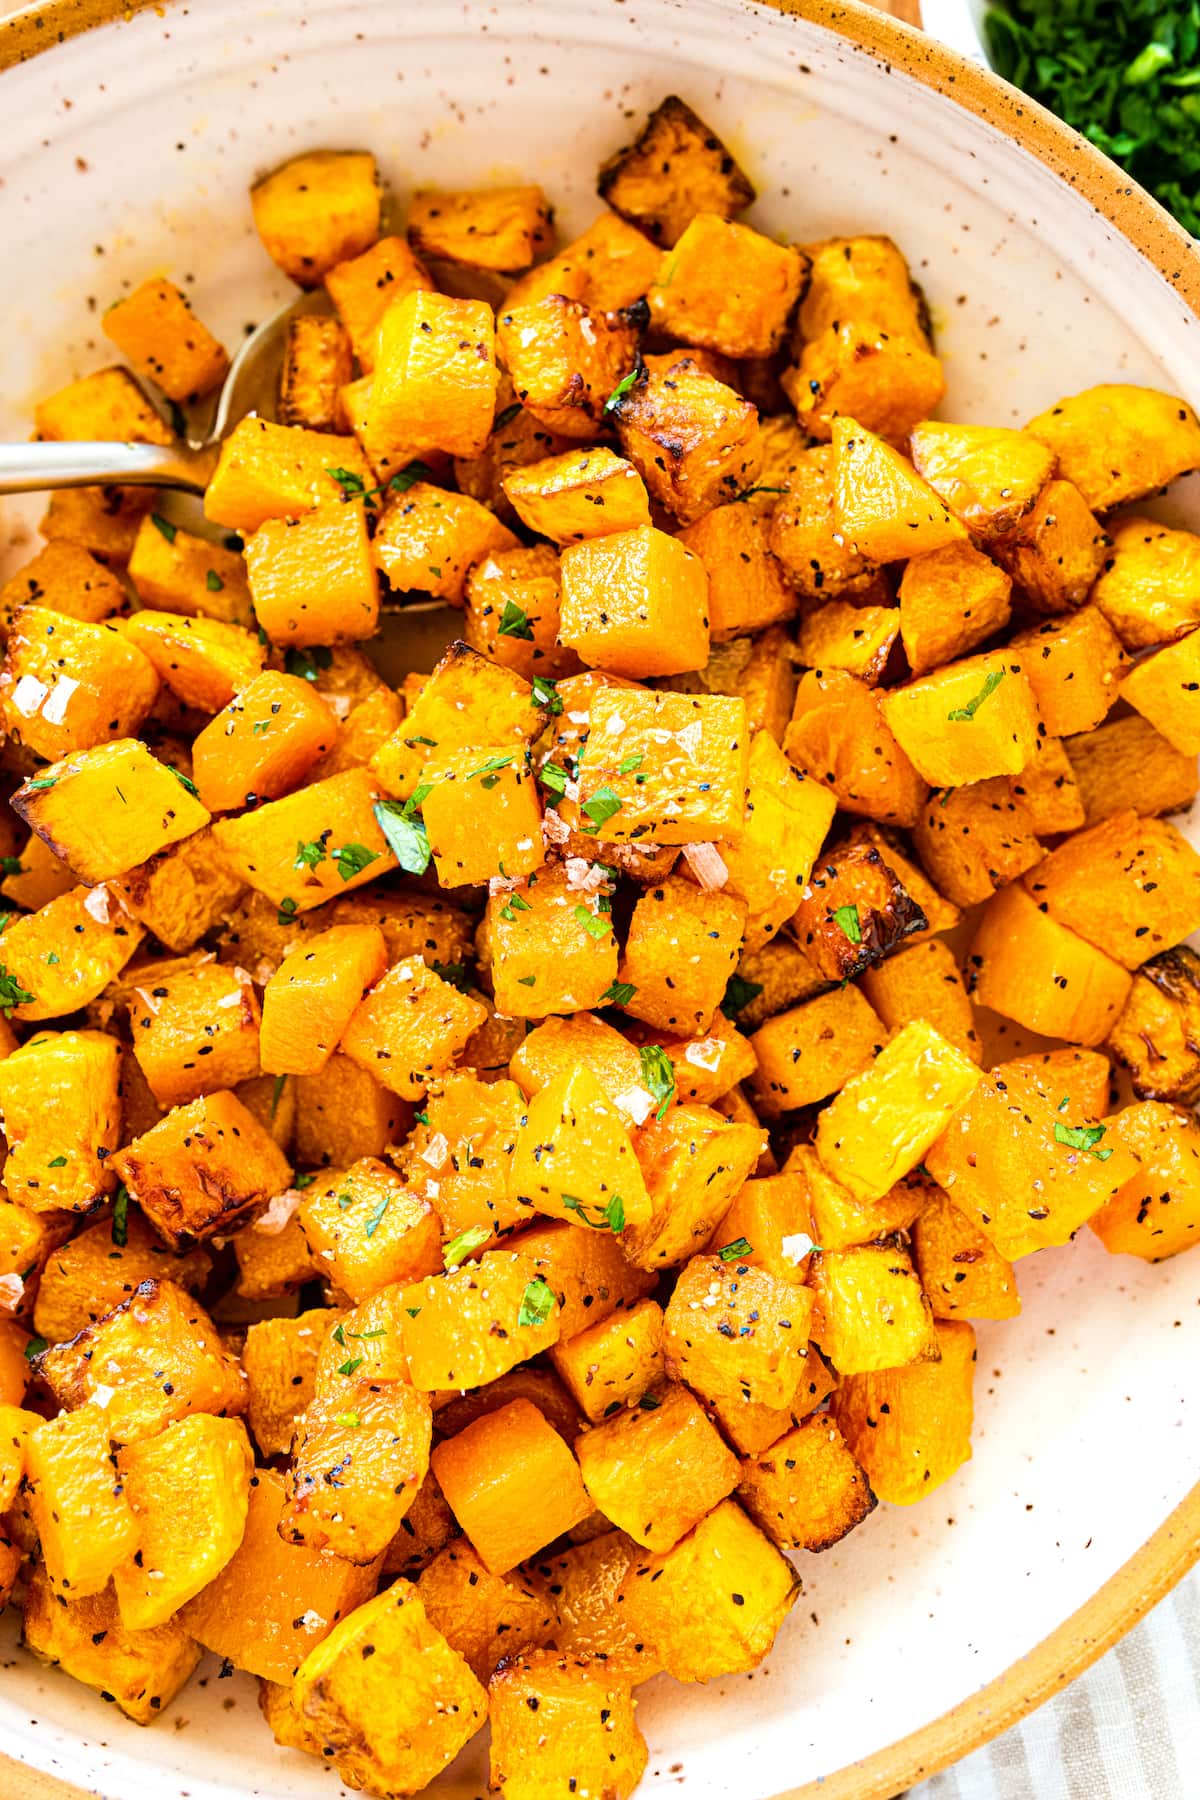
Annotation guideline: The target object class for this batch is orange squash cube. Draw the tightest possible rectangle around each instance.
[502,447,651,545]
[260,922,388,1076]
[113,826,247,954]
[340,955,487,1099]
[279,312,354,432]
[510,1011,644,1112]
[35,365,174,446]
[191,669,337,813]
[432,1398,591,1572]
[509,1064,652,1231]
[574,1381,737,1552]
[402,1249,561,1391]
[14,738,208,883]
[1066,712,1197,828]
[417,1540,554,1682]
[400,1072,526,1250]
[737,1413,876,1551]
[112,1090,292,1247]
[559,524,709,678]
[1090,1101,1200,1261]
[420,743,543,887]
[496,293,639,440]
[993,478,1109,614]
[898,540,1013,677]
[325,234,434,372]
[790,840,926,982]
[911,1182,1021,1320]
[368,288,499,462]
[103,276,229,402]
[244,501,379,647]
[880,652,1040,787]
[503,210,660,313]
[0,607,160,760]
[832,1317,976,1504]
[783,1143,925,1254]
[748,986,884,1117]
[294,1052,408,1168]
[464,542,579,681]
[409,184,552,272]
[0,1029,121,1214]
[32,1211,210,1346]
[282,1377,432,1562]
[809,1243,939,1374]
[709,1171,816,1286]
[0,541,126,638]
[1122,626,1200,755]
[860,937,981,1064]
[129,961,261,1108]
[371,638,543,802]
[664,1253,813,1408]
[784,667,926,829]
[298,1156,442,1302]
[550,1297,665,1424]
[650,213,807,357]
[251,150,379,286]
[767,444,876,598]
[967,880,1132,1047]
[126,516,254,628]
[1007,605,1129,736]
[679,500,798,642]
[623,1104,765,1271]
[22,1563,200,1724]
[912,777,1043,910]
[832,418,965,562]
[204,417,372,532]
[488,1651,647,1800]
[39,484,154,568]
[504,1217,654,1340]
[0,884,145,1022]
[212,766,396,912]
[372,480,518,606]
[122,608,265,712]
[574,687,750,846]
[613,351,762,523]
[785,321,945,448]
[242,1310,330,1454]
[1025,812,1200,970]
[1025,382,1200,513]
[25,1404,138,1598]
[597,94,755,248]
[483,863,618,1019]
[910,419,1054,542]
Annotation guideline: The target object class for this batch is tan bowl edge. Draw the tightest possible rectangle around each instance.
[0,3,1197,1799]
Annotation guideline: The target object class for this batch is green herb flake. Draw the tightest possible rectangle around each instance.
[443,1225,491,1269]
[166,763,199,797]
[338,1356,365,1376]
[294,838,327,870]
[599,979,637,1007]
[518,1276,555,1330]
[373,798,432,877]
[498,599,535,641]
[638,1044,676,1121]
[947,667,1005,722]
[0,967,35,1017]
[718,1236,754,1262]
[363,1197,391,1238]
[574,904,610,941]
[294,1172,317,1189]
[252,719,271,737]
[539,762,569,797]
[284,645,333,683]
[466,753,515,780]
[112,1185,130,1248]
[23,1335,47,1363]
[150,512,177,543]
[337,1411,362,1429]
[332,842,381,882]
[1053,1119,1113,1160]
[25,777,57,792]
[326,465,368,500]
[581,785,622,831]
[833,903,863,945]
[277,897,299,926]
[270,1074,287,1120]
[721,973,764,1019]
[617,754,644,775]
[206,569,225,592]
[561,1192,625,1232]
[531,674,563,717]
[517,973,538,987]
[47,1154,68,1168]
[389,460,434,494]
[602,364,645,416]
[332,1322,347,1346]
[0,857,23,877]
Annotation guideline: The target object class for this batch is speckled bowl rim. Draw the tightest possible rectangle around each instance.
[0,2,1198,1798]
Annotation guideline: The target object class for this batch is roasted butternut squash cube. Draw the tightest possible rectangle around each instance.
[122,608,265,713]
[0,884,145,1023]
[112,1413,252,1629]
[421,743,543,888]
[1007,734,1086,837]
[623,1104,765,1270]
[383,1468,460,1580]
[0,607,160,760]
[372,480,518,605]
[409,184,552,272]
[325,234,434,372]
[796,233,926,341]
[966,881,1131,1047]
[37,1277,246,1444]
[925,1055,1138,1260]
[783,1142,924,1253]
[795,599,899,687]
[629,1011,754,1108]
[204,418,372,533]
[558,525,709,677]
[912,777,1043,910]
[1108,947,1200,1106]
[401,1072,526,1249]
[649,213,807,357]
[573,1380,737,1552]
[341,955,487,1099]
[232,1205,316,1300]
[213,765,395,912]
[35,364,173,446]
[737,1413,875,1552]
[815,1020,982,1205]
[1007,605,1129,737]
[1122,627,1200,755]
[678,501,798,642]
[784,667,926,829]
[993,478,1109,614]
[244,501,378,648]
[371,638,543,802]
[613,351,761,524]
[767,444,875,599]
[179,1464,378,1681]
[573,687,750,846]
[911,1181,1021,1319]
[21,1563,200,1724]
[705,1344,834,1458]
[103,276,228,403]
[0,1029,120,1213]
[299,1157,442,1303]
[614,1497,794,1682]
[402,1249,561,1390]
[241,1310,330,1455]
[617,876,745,1035]
[510,1011,644,1114]
[663,1253,812,1409]
[1090,515,1200,650]
[860,936,981,1064]
[282,1377,432,1563]
[898,540,1013,678]
[832,1317,975,1504]
[112,1090,292,1248]
[367,288,498,463]
[111,827,243,954]
[881,652,1040,788]
[718,732,835,954]
[294,1052,408,1168]
[313,679,404,778]
[129,962,261,1109]
[0,540,125,640]
[1025,383,1200,513]
[278,312,353,432]
[1066,712,1197,827]
[261,922,388,1077]
[14,738,207,883]
[38,483,155,566]
[433,1397,591,1573]
[417,1540,554,1683]
[1089,1101,1200,1261]
[522,1530,657,1679]
[809,1243,939,1374]
[790,841,926,982]
[127,516,254,628]
[504,210,660,313]
[251,150,379,286]
[550,1297,665,1424]
[509,1063,651,1232]
[489,1651,646,1800]
[0,1401,38,1503]
[1,829,74,912]
[785,321,945,448]
[464,542,578,682]
[747,985,883,1118]
[597,94,754,246]
[709,1170,815,1285]
[483,863,618,1019]
[832,417,965,562]
[499,1221,648,1347]
[25,1404,138,1599]
[32,1212,210,1346]
[909,420,1054,542]
[191,671,335,814]
[1026,812,1200,970]
[502,447,650,546]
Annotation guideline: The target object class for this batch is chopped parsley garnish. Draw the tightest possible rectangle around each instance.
[638,1044,676,1121]
[206,569,225,592]
[337,1411,362,1429]
[374,797,432,877]
[337,1356,365,1377]
[277,897,299,926]
[947,668,1005,722]
[531,674,563,716]
[165,764,199,797]
[150,512,177,543]
[0,857,21,877]
[617,754,644,775]
[284,645,333,683]
[295,838,327,870]
[47,1155,67,1168]
[833,904,862,945]
[600,979,637,1007]
[111,1185,130,1247]
[23,1335,47,1363]
[467,753,515,780]
[718,1237,753,1262]
[270,1074,286,1120]
[1053,1119,1113,1160]
[721,973,763,1019]
[0,967,34,1016]
[540,763,569,797]
[363,1197,391,1238]
[326,466,368,500]
[443,1226,491,1268]
[332,842,380,882]
[25,777,57,792]
[432,961,474,993]
[497,599,534,641]
[518,1276,555,1329]
[602,363,645,415]
[575,904,610,941]
[562,1192,626,1232]
[581,785,622,831]
[389,459,434,493]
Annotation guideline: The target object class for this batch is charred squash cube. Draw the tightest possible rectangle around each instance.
[112,1090,292,1247]
[32,1211,210,1346]
[794,600,899,688]
[574,1380,737,1552]
[747,985,883,1118]
[1025,382,1200,513]
[737,1413,876,1552]
[496,294,640,441]
[22,1563,200,1724]
[613,351,761,524]
[341,955,488,1099]
[832,1317,976,1504]
[25,1403,138,1598]
[36,1277,247,1444]
[501,447,651,546]
[992,478,1109,615]
[0,607,160,760]
[278,312,354,432]
[597,95,756,247]
[289,1581,487,1795]
[0,1029,121,1214]
[614,1497,795,1682]
[488,1651,647,1800]
[910,1181,1021,1320]
[251,150,380,286]
[1108,946,1200,1105]
[912,777,1043,910]
[409,184,553,272]
[663,1253,812,1409]
[282,1377,432,1563]
[618,875,746,1034]
[808,1243,940,1374]
[129,961,261,1109]
[910,420,1054,542]
[790,842,926,982]
[649,214,808,358]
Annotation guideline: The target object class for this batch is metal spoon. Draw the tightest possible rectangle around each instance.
[0,292,318,496]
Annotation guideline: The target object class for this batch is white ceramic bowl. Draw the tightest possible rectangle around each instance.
[1,3,1199,1798]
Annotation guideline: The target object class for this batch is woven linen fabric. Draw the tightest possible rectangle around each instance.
[907,1568,1200,1799]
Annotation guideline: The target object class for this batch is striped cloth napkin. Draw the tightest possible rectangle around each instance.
[908,1569,1200,1798]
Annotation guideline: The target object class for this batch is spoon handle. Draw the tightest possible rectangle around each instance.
[0,439,215,496]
